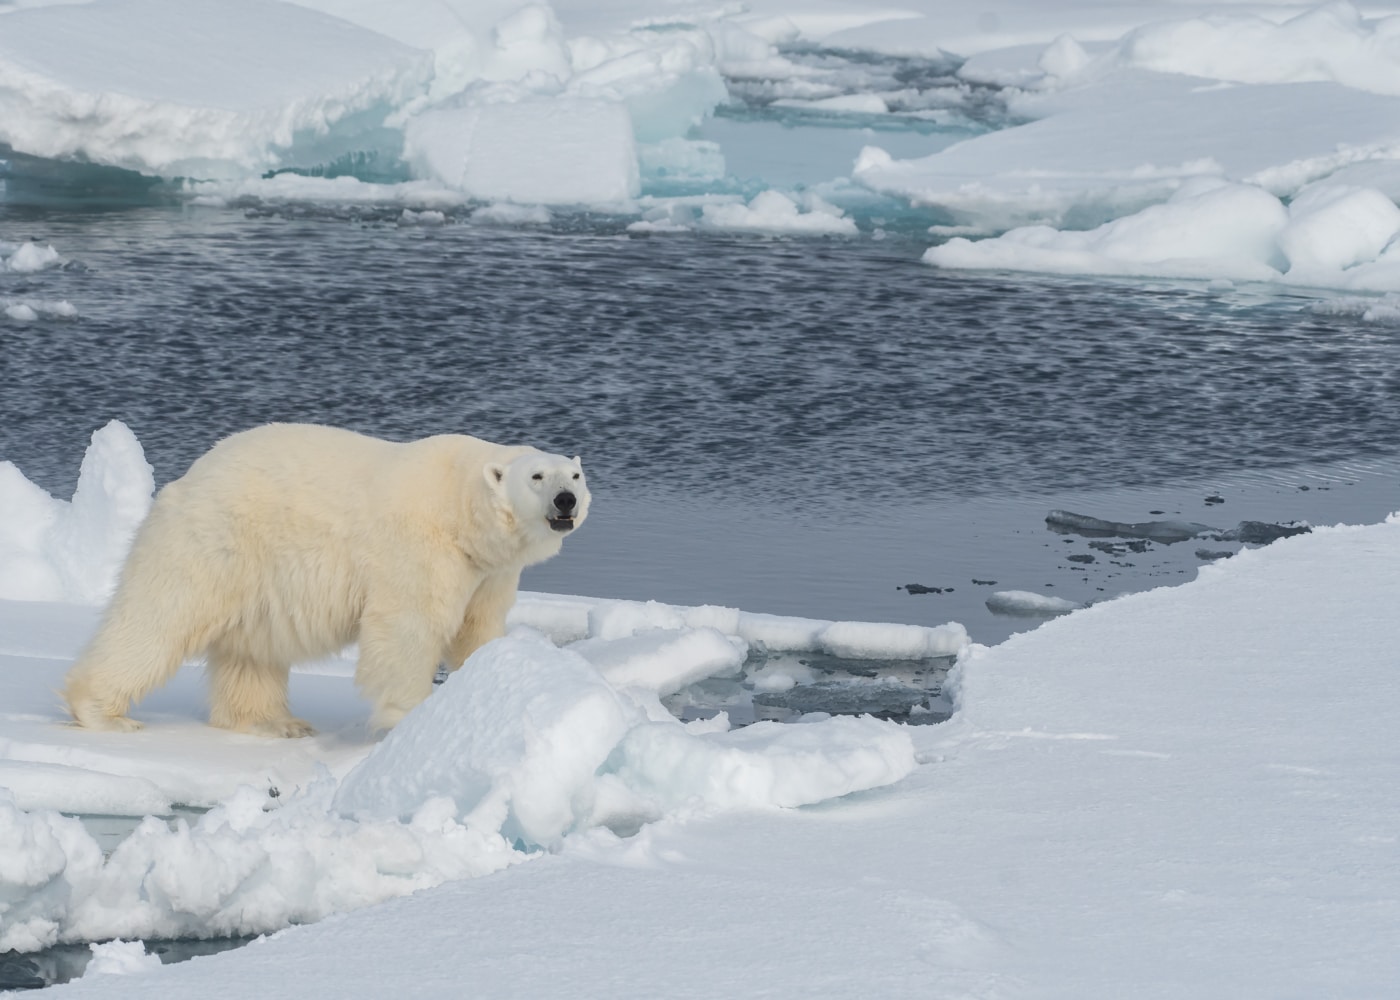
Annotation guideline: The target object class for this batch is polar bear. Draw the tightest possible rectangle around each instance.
[62,424,589,736]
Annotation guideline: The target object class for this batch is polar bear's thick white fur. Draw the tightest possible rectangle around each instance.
[62,423,590,736]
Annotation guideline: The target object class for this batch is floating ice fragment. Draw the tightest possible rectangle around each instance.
[985,591,1085,617]
[699,190,858,236]
[471,203,551,226]
[397,209,446,226]
[2,242,61,273]
[83,940,161,977]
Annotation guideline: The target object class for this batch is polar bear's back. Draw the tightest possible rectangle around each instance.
[127,424,502,662]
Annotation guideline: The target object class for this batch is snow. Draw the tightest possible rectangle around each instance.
[0,429,927,952]
[405,98,640,205]
[5,0,1400,294]
[0,0,433,179]
[11,477,1398,996]
[0,420,152,604]
[5,0,1400,991]
[80,941,161,978]
[984,589,1084,617]
[1,241,61,273]
[697,189,858,236]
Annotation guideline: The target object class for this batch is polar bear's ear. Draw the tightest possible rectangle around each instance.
[484,463,507,491]
[571,456,582,467]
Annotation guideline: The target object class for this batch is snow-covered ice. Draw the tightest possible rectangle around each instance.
[5,0,1400,992]
[4,445,1395,995]
[5,0,1400,292]
[0,427,934,953]
[984,589,1084,617]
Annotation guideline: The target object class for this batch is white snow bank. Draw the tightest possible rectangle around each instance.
[336,630,914,847]
[855,69,1400,233]
[333,634,640,844]
[0,0,433,178]
[0,780,518,953]
[32,505,1400,997]
[1107,2,1400,97]
[0,420,152,604]
[923,177,1400,290]
[0,628,914,951]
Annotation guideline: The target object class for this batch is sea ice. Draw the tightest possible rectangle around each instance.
[698,190,858,235]
[405,99,640,205]
[80,941,161,978]
[984,590,1084,617]
[1,241,61,273]
[0,0,433,178]
[0,421,152,603]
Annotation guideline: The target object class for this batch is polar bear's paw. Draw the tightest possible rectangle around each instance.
[64,691,145,732]
[71,712,144,732]
[248,717,317,739]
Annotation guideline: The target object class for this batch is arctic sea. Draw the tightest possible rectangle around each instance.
[5,203,1399,646]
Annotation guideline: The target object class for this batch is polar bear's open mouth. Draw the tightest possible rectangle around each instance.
[547,516,575,532]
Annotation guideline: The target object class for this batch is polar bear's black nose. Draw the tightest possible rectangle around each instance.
[554,491,577,514]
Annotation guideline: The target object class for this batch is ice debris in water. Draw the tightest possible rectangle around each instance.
[82,940,162,977]
[985,591,1085,618]
[1047,510,1311,546]
[1046,510,1216,543]
[1,242,62,272]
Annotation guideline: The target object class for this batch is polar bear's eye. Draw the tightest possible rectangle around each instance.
[572,473,580,480]
[531,473,543,481]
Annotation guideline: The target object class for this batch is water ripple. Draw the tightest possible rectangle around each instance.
[3,207,1400,511]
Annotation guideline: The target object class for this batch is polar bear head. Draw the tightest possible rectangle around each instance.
[486,449,590,542]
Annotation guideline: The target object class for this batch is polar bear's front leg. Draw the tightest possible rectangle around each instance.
[444,569,521,672]
[356,605,449,731]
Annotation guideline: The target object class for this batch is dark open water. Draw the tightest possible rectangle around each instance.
[3,203,1400,644]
